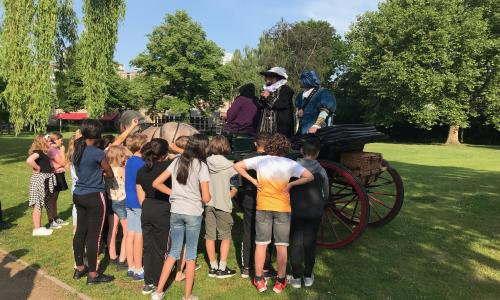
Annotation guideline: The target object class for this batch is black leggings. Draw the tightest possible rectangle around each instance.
[289,216,321,278]
[73,192,106,272]
[141,198,170,286]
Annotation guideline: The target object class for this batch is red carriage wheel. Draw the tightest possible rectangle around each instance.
[364,160,404,227]
[317,160,369,249]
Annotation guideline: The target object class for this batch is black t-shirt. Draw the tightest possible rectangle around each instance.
[34,150,53,173]
[136,160,171,201]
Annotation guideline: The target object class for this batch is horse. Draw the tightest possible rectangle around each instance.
[118,110,199,144]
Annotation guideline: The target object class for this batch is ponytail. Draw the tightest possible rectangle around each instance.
[73,119,104,167]
[72,137,86,167]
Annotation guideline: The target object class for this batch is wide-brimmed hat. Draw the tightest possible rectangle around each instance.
[260,67,288,79]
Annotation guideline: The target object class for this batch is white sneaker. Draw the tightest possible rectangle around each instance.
[182,296,199,300]
[286,275,302,288]
[55,218,69,226]
[304,274,314,287]
[151,292,164,300]
[33,227,53,236]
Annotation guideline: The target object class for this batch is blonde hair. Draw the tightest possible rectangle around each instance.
[29,134,49,155]
[106,145,132,167]
[126,133,148,153]
[66,134,77,166]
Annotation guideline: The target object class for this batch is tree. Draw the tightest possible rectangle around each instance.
[222,47,264,99]
[131,10,226,114]
[347,0,498,144]
[80,0,125,118]
[257,19,344,91]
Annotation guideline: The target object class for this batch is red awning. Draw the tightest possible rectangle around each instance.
[54,112,119,121]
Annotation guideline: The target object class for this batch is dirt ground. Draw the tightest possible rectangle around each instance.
[0,250,82,300]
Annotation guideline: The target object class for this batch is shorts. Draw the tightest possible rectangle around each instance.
[112,201,127,220]
[54,172,68,191]
[255,210,291,246]
[204,206,233,240]
[169,213,202,261]
[127,208,142,233]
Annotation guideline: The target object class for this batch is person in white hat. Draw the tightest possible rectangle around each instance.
[257,67,295,137]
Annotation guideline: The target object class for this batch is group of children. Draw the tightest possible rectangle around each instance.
[26,119,330,300]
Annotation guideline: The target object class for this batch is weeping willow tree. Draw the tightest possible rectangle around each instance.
[0,0,35,134]
[80,0,125,118]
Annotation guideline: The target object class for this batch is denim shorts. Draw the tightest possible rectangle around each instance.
[127,208,142,233]
[168,213,202,261]
[112,201,127,220]
[255,210,291,246]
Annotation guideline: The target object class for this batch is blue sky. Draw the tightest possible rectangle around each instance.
[1,1,381,69]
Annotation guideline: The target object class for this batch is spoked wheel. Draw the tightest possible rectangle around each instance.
[364,160,404,227]
[317,160,369,249]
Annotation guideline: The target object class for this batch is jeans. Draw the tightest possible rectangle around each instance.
[168,213,202,261]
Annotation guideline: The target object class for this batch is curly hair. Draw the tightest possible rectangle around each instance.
[28,134,49,155]
[264,133,291,157]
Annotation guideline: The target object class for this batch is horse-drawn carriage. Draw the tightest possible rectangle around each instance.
[120,111,404,249]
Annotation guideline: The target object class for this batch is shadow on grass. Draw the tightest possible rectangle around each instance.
[287,161,500,299]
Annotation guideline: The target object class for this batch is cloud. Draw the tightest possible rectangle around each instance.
[302,0,381,35]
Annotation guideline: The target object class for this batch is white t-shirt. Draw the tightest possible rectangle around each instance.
[244,155,305,212]
[167,158,210,216]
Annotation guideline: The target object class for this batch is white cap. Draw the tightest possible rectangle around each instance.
[260,67,288,79]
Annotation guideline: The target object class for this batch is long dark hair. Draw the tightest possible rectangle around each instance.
[176,134,209,185]
[142,138,168,171]
[73,119,103,167]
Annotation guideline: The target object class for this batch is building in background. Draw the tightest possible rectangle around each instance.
[118,64,139,80]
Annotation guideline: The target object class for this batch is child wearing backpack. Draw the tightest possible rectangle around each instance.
[288,137,329,288]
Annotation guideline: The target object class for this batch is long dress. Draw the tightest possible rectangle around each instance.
[258,85,294,138]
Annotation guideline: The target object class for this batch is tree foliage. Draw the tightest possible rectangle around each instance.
[80,0,125,117]
[346,0,498,141]
[131,10,226,114]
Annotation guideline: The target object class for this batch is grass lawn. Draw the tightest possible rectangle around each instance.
[0,134,499,299]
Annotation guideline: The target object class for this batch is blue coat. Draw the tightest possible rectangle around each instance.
[296,88,336,134]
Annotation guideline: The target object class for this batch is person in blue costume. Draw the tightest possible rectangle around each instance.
[295,70,336,134]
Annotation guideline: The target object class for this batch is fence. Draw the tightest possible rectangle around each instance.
[153,114,224,135]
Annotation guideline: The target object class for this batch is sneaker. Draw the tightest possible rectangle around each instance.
[142,284,156,295]
[127,269,134,278]
[216,267,237,279]
[253,277,267,293]
[49,221,62,229]
[32,227,53,236]
[208,267,218,278]
[304,274,314,287]
[109,257,118,265]
[87,273,114,285]
[181,296,199,300]
[133,271,145,281]
[195,263,201,271]
[241,267,250,278]
[55,218,69,226]
[116,261,128,271]
[263,269,277,280]
[73,267,88,280]
[287,275,302,288]
[273,279,287,293]
[151,291,164,300]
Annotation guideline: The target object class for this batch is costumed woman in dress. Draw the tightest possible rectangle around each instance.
[296,70,337,134]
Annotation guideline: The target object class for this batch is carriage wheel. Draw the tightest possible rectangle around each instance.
[317,160,369,249]
[364,160,404,227]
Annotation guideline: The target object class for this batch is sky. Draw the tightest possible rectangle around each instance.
[1,0,381,69]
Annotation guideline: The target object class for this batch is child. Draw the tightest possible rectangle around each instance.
[72,119,115,284]
[124,133,149,281]
[26,134,56,237]
[151,134,211,300]
[105,145,132,270]
[47,132,69,228]
[237,133,274,278]
[168,135,189,160]
[234,133,314,294]
[288,137,329,288]
[205,135,238,278]
[136,139,171,295]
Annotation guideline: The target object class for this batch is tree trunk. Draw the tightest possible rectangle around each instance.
[445,125,461,145]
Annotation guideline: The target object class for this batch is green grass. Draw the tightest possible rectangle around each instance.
[0,134,499,299]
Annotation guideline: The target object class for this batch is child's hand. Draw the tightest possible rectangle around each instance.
[252,179,262,191]
[284,183,293,194]
[33,166,41,174]
[131,118,139,127]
